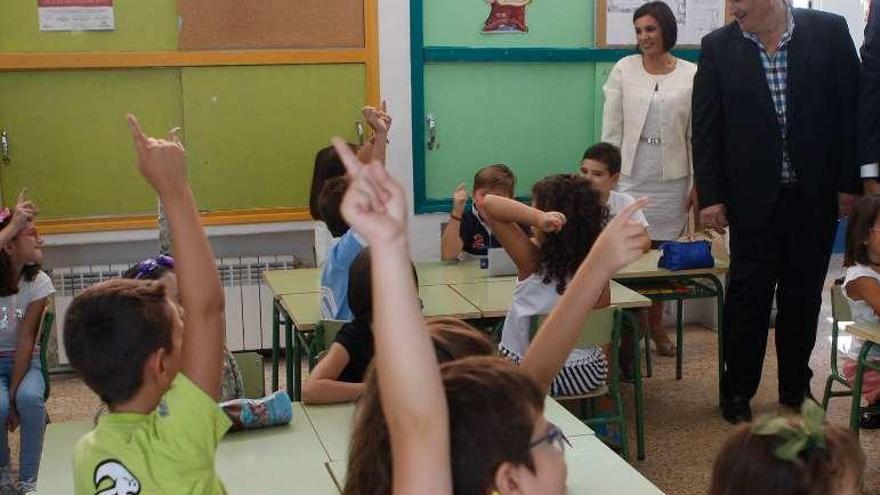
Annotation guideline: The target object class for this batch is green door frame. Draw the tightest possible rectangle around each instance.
[409,0,700,214]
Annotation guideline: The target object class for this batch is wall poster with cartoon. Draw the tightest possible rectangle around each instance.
[483,0,532,33]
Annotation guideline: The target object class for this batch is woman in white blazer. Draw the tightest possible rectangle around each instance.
[601,1,696,359]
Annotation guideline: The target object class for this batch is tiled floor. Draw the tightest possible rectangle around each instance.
[30,254,880,493]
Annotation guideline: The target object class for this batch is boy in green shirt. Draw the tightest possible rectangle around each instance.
[63,115,230,495]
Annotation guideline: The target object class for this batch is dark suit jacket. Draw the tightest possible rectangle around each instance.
[860,0,880,165]
[692,9,860,231]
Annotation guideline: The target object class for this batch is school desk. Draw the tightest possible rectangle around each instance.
[302,397,597,464]
[415,260,516,286]
[846,321,880,434]
[264,261,501,396]
[324,434,664,494]
[36,403,339,495]
[277,285,482,400]
[449,279,651,319]
[613,249,729,460]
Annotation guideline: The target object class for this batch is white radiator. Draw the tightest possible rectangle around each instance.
[50,255,297,364]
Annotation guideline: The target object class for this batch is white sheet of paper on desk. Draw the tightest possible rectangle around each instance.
[38,0,115,32]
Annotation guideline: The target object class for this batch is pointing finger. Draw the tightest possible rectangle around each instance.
[127,114,148,148]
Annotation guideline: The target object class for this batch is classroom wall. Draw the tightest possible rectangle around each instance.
[379,0,447,262]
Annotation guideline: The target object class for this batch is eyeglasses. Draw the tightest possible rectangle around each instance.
[527,423,571,454]
[134,255,175,279]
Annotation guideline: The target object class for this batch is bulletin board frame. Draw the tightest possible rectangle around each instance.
[0,0,380,234]
[596,0,731,48]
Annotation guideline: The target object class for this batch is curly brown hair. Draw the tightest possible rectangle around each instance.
[532,174,608,294]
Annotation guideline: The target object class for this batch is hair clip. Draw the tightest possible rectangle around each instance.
[751,399,827,462]
[133,255,175,279]
[0,208,10,225]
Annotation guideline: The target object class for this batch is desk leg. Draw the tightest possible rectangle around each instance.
[286,319,297,401]
[271,301,280,392]
[706,275,725,407]
[675,299,683,380]
[850,343,873,434]
[625,310,646,460]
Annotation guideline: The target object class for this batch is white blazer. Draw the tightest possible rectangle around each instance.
[601,55,697,181]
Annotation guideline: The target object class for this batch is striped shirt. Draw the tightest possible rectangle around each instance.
[742,6,796,184]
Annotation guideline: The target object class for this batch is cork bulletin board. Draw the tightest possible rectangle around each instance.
[178,0,365,50]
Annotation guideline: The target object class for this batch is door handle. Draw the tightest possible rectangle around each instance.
[427,114,439,150]
[0,130,9,164]
[355,120,365,146]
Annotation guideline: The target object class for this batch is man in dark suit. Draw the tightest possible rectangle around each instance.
[861,0,880,191]
[692,0,860,424]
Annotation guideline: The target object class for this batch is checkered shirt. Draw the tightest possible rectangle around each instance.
[742,6,796,183]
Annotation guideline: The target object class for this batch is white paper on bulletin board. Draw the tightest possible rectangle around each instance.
[38,0,115,32]
[602,0,725,46]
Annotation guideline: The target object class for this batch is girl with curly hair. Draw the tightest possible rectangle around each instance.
[482,174,613,396]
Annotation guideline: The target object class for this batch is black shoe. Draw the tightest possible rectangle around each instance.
[779,389,817,411]
[859,409,880,430]
[721,396,753,424]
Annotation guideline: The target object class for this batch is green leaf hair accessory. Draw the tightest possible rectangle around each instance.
[751,400,827,462]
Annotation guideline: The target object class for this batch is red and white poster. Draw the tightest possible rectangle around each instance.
[483,0,532,34]
[38,0,115,32]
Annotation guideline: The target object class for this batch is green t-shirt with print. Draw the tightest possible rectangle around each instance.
[73,374,232,495]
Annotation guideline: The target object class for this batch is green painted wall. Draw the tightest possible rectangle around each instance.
[182,65,364,211]
[423,63,597,199]
[0,0,178,52]
[424,0,594,48]
[0,69,182,218]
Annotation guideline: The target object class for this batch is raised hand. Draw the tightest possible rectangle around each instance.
[362,100,392,136]
[8,188,38,234]
[126,114,188,197]
[539,211,566,233]
[332,137,407,245]
[587,197,650,277]
[452,183,469,216]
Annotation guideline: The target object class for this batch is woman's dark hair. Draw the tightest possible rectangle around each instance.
[0,216,41,297]
[532,174,608,294]
[709,420,864,495]
[309,144,356,221]
[633,1,678,52]
[345,319,499,495]
[844,194,880,267]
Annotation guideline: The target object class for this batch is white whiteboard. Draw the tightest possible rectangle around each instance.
[601,0,727,46]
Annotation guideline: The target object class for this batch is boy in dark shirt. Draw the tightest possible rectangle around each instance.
[441,164,517,260]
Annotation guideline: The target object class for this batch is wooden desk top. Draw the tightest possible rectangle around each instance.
[303,397,595,465]
[419,284,483,320]
[37,403,339,495]
[566,435,664,494]
[325,435,664,495]
[846,321,880,345]
[615,250,728,280]
[278,292,323,331]
[449,279,651,318]
[262,268,320,296]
